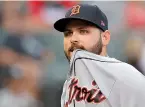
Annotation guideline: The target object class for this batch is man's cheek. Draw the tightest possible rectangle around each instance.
[64,43,68,50]
[84,45,93,51]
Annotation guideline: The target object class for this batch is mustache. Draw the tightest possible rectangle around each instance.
[68,43,85,52]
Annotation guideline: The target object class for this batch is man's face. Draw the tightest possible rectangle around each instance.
[63,20,103,60]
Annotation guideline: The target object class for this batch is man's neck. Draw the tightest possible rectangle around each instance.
[100,48,108,57]
[100,52,108,57]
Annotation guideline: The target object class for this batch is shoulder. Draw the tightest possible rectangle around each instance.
[71,49,141,74]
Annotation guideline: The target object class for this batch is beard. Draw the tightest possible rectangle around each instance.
[64,37,103,61]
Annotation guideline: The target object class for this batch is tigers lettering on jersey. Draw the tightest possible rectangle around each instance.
[65,78,106,106]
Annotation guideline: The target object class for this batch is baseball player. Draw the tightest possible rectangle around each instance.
[54,4,145,107]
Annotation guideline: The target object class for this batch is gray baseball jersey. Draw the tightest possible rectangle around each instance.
[61,49,145,107]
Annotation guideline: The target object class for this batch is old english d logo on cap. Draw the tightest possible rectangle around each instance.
[70,5,81,16]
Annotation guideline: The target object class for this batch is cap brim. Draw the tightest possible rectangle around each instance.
[54,17,103,32]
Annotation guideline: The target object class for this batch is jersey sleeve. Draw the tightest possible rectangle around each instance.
[71,49,118,98]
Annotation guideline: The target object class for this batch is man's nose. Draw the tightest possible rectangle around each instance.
[70,32,79,43]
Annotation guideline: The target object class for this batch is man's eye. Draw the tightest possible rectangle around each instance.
[64,32,73,37]
[80,30,88,34]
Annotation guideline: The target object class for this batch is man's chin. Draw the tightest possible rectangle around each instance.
[65,49,84,61]
[64,51,74,62]
[70,51,73,57]
[68,52,73,61]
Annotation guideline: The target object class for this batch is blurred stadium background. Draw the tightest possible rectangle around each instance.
[0,1,145,107]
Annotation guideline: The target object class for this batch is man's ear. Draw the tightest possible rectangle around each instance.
[101,30,110,46]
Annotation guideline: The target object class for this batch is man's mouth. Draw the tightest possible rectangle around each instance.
[69,47,78,52]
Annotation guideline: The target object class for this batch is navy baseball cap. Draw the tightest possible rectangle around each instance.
[54,4,108,32]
